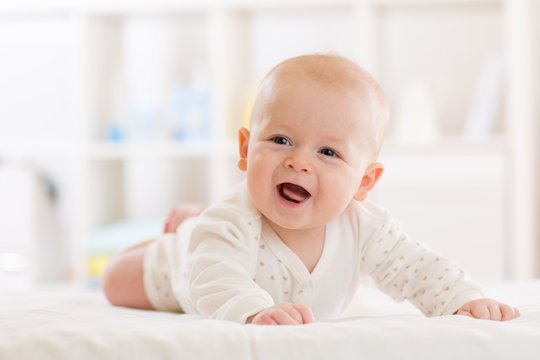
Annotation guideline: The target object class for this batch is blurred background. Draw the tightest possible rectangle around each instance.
[0,0,539,290]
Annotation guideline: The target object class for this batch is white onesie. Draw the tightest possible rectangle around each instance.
[143,181,483,323]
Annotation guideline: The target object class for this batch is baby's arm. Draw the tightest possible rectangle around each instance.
[177,206,278,323]
[454,298,520,321]
[359,216,520,320]
[246,303,315,325]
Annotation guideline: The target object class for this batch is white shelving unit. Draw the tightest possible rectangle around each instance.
[0,0,538,285]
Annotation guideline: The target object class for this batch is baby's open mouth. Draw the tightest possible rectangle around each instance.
[278,183,311,203]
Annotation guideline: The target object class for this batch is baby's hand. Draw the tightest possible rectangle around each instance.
[163,203,206,233]
[454,298,520,321]
[246,303,315,325]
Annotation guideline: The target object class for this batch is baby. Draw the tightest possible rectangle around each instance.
[103,54,519,325]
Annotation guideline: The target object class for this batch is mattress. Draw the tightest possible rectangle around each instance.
[1,280,540,360]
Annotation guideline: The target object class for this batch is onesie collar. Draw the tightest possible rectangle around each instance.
[260,217,339,284]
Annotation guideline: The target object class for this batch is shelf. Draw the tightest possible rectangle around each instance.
[0,0,504,15]
[381,135,509,157]
[0,142,83,160]
[0,0,355,15]
[0,141,239,161]
[88,141,238,160]
[370,0,501,5]
[0,1,72,14]
[88,142,212,160]
[78,1,210,15]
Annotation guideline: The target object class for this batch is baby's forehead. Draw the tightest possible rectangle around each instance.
[258,62,382,131]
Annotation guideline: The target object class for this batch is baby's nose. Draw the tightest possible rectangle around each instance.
[283,152,313,174]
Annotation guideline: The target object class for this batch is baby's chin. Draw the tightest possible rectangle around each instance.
[263,212,310,232]
[262,209,338,235]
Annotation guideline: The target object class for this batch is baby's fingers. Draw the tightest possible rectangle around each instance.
[249,303,314,325]
[454,299,520,321]
[500,304,521,321]
[470,304,491,320]
[454,308,471,317]
[254,313,277,325]
[270,308,302,325]
[487,303,502,321]
[293,304,315,324]
[455,303,489,319]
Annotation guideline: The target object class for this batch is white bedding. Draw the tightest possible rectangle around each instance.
[1,280,540,360]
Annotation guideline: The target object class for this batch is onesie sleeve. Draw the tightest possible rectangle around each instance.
[358,209,484,316]
[176,207,275,323]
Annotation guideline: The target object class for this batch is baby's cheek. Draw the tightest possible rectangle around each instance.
[332,172,358,200]
[319,179,355,214]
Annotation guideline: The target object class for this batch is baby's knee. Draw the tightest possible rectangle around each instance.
[164,203,206,233]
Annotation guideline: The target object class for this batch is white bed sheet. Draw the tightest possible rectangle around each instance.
[1,280,540,360]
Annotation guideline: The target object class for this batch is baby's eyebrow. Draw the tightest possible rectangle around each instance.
[320,135,344,144]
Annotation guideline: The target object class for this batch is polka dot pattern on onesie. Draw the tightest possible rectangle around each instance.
[361,220,479,317]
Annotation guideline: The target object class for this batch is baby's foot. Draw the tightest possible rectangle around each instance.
[164,203,206,233]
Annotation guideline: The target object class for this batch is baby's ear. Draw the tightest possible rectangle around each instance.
[237,127,250,171]
[354,163,384,202]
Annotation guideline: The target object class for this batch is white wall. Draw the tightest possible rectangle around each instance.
[0,1,539,285]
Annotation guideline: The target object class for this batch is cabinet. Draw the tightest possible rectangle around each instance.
[0,0,538,285]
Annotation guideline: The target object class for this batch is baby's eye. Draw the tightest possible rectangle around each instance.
[272,136,290,146]
[320,148,337,157]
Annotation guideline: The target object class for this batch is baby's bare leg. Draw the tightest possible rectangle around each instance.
[164,203,207,233]
[103,239,156,310]
[103,203,206,310]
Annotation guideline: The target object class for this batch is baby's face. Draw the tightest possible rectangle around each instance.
[242,78,379,232]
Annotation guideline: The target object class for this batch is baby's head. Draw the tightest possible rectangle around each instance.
[238,54,389,232]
